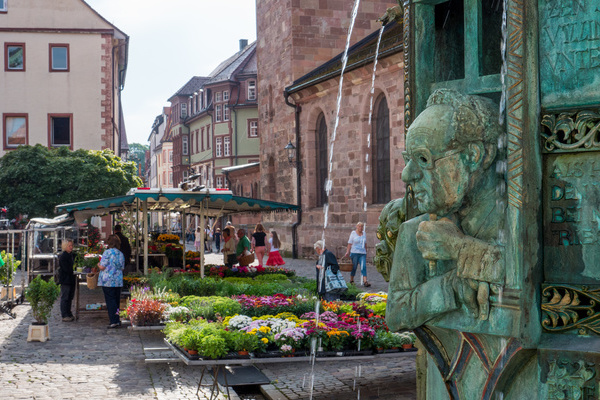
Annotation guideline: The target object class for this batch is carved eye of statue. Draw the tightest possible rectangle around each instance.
[377,232,383,240]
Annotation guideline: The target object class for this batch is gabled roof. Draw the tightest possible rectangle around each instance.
[206,41,257,85]
[285,21,403,94]
[168,76,209,102]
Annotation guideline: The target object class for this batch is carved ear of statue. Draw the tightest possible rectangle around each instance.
[464,142,485,172]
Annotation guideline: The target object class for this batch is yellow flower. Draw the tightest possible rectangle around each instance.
[259,326,271,333]
[261,338,268,344]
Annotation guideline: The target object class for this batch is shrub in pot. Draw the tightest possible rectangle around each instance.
[26,276,60,324]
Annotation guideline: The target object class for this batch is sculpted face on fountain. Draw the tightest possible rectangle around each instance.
[401,105,473,217]
[385,89,504,331]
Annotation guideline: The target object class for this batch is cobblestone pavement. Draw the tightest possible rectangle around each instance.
[0,253,414,400]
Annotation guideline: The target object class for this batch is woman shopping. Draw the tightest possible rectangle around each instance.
[344,222,370,287]
[221,227,237,268]
[98,234,125,328]
[251,223,267,267]
[265,231,285,266]
[58,239,76,322]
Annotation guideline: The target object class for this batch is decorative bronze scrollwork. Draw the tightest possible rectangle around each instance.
[541,285,600,335]
[541,110,600,152]
[546,359,596,400]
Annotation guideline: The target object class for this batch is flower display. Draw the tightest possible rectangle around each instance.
[273,327,307,347]
[126,299,167,326]
[156,234,180,243]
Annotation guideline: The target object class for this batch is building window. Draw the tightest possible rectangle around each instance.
[224,136,231,156]
[0,0,6,12]
[3,114,28,149]
[215,92,222,102]
[183,170,189,181]
[373,95,391,204]
[180,103,187,118]
[49,44,69,71]
[190,133,194,155]
[201,127,205,151]
[223,105,230,121]
[216,176,223,188]
[182,135,189,155]
[49,114,72,148]
[216,137,222,157]
[169,150,173,162]
[316,113,328,207]
[5,43,25,71]
[215,105,222,122]
[248,80,256,100]
[248,120,258,137]
[223,91,229,101]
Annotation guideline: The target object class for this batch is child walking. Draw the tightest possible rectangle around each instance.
[265,231,285,266]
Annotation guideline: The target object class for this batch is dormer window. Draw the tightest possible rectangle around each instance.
[248,80,256,100]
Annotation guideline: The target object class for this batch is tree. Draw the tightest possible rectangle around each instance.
[0,145,143,218]
[128,143,149,179]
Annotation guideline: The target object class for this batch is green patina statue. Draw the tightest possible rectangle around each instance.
[382,89,504,331]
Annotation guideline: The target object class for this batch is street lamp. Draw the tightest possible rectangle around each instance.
[284,141,296,165]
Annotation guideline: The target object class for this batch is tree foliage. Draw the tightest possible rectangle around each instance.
[0,145,143,218]
[128,142,149,179]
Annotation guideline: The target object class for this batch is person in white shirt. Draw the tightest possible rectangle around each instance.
[344,222,370,286]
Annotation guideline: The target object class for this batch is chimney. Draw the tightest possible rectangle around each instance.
[239,39,248,51]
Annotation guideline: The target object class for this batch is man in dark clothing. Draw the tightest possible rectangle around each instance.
[314,240,341,301]
[114,225,132,272]
[58,240,76,321]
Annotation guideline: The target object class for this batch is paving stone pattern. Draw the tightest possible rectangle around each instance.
[0,253,415,399]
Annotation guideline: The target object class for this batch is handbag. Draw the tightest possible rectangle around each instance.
[239,251,255,266]
[86,272,99,290]
[325,266,348,294]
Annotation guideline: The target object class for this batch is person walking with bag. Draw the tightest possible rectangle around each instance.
[314,240,343,301]
[58,240,76,322]
[98,234,125,329]
[344,222,370,287]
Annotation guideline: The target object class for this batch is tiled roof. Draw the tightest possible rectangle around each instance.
[206,41,257,84]
[285,21,403,94]
[169,76,209,101]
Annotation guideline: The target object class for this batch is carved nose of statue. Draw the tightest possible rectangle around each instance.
[401,160,422,183]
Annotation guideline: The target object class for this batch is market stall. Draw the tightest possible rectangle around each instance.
[55,187,299,276]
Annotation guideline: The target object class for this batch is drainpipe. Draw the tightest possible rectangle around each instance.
[284,91,302,259]
[231,81,241,166]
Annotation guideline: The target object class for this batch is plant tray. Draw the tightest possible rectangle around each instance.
[254,351,283,358]
[342,350,374,357]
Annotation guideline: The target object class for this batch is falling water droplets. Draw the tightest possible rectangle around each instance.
[322,0,361,242]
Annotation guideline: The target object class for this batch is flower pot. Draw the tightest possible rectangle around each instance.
[188,349,198,355]
[401,344,413,350]
[27,324,50,342]
[238,350,249,356]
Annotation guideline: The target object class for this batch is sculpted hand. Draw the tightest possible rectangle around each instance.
[416,218,464,261]
[451,275,478,318]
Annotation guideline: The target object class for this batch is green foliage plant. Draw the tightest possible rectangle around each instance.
[226,330,259,353]
[0,251,21,285]
[199,334,228,359]
[254,273,289,282]
[25,276,60,324]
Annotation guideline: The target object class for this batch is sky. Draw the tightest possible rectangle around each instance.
[86,0,257,146]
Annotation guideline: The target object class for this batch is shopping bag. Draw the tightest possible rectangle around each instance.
[86,272,99,290]
[325,266,348,294]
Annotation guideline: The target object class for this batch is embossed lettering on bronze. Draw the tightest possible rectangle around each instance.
[539,0,600,108]
[544,152,600,284]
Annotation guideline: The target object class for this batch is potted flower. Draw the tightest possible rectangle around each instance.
[227,331,259,355]
[373,330,392,352]
[25,276,60,342]
[181,329,203,356]
[326,328,350,351]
